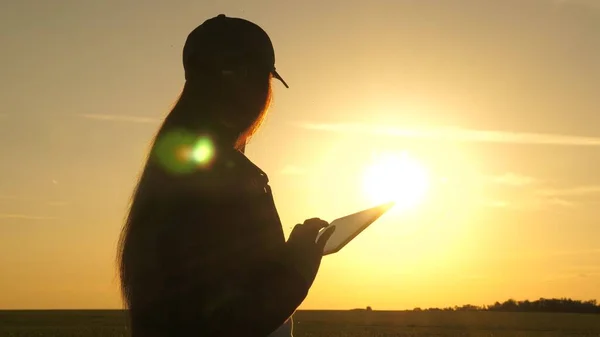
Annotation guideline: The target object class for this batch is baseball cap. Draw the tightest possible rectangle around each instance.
[182,14,288,88]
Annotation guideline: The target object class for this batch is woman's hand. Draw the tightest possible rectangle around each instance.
[285,218,336,289]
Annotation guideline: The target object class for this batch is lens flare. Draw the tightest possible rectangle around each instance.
[191,138,214,164]
[153,129,216,174]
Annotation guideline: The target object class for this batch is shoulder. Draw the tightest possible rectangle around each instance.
[204,148,269,195]
[156,146,269,201]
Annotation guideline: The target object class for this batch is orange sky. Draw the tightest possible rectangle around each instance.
[1,0,599,310]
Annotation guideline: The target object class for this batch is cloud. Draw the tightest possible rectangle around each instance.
[502,248,600,263]
[295,122,600,147]
[478,171,595,209]
[77,113,161,124]
[0,213,57,220]
[515,185,600,208]
[0,195,69,207]
[522,185,600,208]
[480,195,578,210]
[499,248,600,260]
[567,265,600,279]
[281,165,307,176]
[478,174,597,209]
[488,173,537,186]
[545,197,576,208]
[537,185,600,197]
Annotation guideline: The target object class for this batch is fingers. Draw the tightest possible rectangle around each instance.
[288,223,303,239]
[303,218,329,232]
[316,226,336,248]
[289,217,330,245]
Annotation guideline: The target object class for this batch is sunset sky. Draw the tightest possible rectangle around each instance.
[1,0,599,310]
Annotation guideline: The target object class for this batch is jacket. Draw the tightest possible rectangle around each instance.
[129,147,309,337]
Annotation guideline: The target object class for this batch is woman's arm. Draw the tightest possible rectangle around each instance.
[172,192,310,337]
[199,256,308,337]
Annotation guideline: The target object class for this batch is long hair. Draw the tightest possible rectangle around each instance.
[116,71,273,314]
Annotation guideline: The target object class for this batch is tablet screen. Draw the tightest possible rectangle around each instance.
[317,202,395,255]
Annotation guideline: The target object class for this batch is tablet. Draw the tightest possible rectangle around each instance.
[316,202,395,255]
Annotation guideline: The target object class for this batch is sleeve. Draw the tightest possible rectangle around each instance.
[200,255,309,337]
[173,188,310,337]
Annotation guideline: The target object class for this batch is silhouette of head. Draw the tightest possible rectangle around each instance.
[183,14,288,88]
[163,14,288,150]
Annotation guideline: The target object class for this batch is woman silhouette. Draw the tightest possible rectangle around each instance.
[117,14,335,337]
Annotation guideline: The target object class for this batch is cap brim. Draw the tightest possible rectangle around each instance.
[272,70,289,88]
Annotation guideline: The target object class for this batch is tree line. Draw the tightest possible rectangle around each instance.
[411,298,600,314]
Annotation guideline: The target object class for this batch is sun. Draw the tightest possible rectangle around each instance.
[363,152,431,211]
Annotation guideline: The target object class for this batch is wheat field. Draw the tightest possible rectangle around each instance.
[1,310,599,337]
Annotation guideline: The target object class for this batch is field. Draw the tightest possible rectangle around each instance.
[1,310,599,336]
